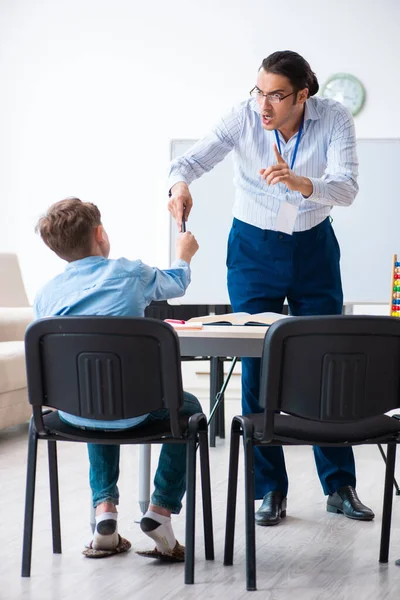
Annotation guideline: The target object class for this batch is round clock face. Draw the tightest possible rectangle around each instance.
[321,73,365,116]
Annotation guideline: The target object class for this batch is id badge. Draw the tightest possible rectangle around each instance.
[275,201,299,235]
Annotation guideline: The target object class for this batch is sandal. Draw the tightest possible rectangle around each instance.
[137,541,185,563]
[83,535,131,558]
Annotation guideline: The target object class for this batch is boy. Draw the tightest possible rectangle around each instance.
[34,197,200,560]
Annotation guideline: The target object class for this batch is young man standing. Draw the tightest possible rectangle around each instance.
[167,50,374,525]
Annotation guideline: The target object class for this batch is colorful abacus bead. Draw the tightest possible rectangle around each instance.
[392,259,400,315]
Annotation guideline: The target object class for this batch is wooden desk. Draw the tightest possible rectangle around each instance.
[178,325,267,358]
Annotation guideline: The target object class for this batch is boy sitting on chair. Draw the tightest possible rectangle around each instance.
[34,197,200,561]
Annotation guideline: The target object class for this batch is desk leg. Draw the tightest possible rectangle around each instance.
[90,504,95,534]
[216,357,225,439]
[208,357,238,448]
[139,444,151,514]
[209,358,219,447]
[210,357,226,447]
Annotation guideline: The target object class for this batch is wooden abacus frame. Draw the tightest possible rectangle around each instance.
[391,254,400,317]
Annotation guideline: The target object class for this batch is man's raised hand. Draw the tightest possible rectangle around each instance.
[259,144,313,197]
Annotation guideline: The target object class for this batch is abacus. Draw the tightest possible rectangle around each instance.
[391,254,400,317]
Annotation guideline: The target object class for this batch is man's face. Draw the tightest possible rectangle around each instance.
[255,69,303,132]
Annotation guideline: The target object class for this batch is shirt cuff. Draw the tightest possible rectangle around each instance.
[171,258,190,269]
[167,176,189,196]
[304,177,326,202]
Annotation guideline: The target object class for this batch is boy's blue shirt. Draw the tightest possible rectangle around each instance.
[34,255,191,429]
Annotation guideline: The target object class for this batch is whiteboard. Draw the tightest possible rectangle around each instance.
[169,138,400,305]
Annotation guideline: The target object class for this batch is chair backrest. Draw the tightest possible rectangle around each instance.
[0,253,29,307]
[259,316,400,439]
[24,316,185,437]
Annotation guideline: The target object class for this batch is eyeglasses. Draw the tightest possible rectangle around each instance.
[249,86,296,104]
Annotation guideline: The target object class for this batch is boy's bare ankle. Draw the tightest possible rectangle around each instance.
[95,502,117,516]
[149,503,171,518]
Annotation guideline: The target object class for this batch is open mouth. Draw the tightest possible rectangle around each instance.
[262,114,273,125]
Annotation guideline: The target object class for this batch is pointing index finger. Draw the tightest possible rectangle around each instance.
[273,143,285,164]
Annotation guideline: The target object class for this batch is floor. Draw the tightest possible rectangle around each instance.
[1,394,400,600]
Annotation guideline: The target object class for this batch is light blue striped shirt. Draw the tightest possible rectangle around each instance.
[34,255,190,429]
[168,96,359,232]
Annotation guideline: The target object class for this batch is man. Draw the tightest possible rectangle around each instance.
[167,50,374,525]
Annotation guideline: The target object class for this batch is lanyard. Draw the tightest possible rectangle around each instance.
[274,113,304,171]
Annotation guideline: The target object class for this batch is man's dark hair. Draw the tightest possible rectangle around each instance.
[260,50,319,97]
[35,197,102,261]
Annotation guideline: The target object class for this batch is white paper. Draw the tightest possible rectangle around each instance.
[275,202,299,235]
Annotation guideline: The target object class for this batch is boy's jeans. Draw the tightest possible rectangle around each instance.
[87,392,202,514]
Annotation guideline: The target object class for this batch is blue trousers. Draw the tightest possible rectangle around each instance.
[227,217,356,499]
[87,392,202,513]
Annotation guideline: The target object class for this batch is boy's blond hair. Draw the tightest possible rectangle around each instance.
[36,197,102,261]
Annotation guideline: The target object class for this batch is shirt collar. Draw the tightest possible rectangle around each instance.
[65,256,106,270]
[304,97,321,122]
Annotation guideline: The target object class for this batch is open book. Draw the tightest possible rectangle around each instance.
[187,312,289,326]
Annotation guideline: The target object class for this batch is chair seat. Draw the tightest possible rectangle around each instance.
[248,413,400,444]
[42,410,190,444]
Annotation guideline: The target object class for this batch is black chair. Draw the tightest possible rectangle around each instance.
[21,316,214,583]
[223,315,400,591]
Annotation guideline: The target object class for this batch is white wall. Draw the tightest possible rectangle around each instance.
[1,0,399,301]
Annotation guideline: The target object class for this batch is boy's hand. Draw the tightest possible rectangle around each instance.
[176,232,199,264]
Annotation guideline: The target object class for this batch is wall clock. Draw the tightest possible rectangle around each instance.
[321,73,366,116]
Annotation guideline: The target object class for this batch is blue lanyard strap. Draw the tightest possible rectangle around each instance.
[274,113,304,171]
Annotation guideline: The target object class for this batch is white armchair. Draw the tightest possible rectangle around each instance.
[0,254,33,429]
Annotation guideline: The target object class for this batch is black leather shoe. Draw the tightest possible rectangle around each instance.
[255,491,287,526]
[327,485,375,521]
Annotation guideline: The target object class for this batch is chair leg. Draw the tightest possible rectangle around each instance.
[243,430,257,591]
[90,504,96,534]
[379,443,397,563]
[185,436,197,584]
[48,441,62,554]
[377,443,400,495]
[21,420,38,577]
[224,421,241,566]
[199,430,214,561]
